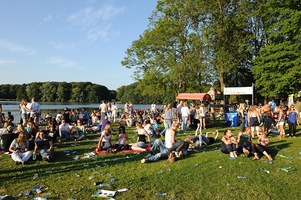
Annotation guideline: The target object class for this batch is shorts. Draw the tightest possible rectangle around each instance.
[251,126,259,131]
[199,115,205,119]
[21,113,27,120]
[279,122,284,126]
[136,141,146,148]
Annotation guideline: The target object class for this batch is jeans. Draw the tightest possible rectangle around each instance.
[60,131,72,140]
[146,139,169,163]
[195,134,210,147]
[161,120,172,136]
[40,148,54,159]
[101,142,112,150]
[182,116,189,131]
[167,141,185,153]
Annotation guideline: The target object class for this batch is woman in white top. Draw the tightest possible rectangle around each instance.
[165,122,185,155]
[9,132,32,165]
[96,124,112,151]
[181,102,190,133]
[196,103,206,135]
[111,102,118,123]
[112,126,128,153]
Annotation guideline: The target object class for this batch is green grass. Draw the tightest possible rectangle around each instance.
[0,123,301,200]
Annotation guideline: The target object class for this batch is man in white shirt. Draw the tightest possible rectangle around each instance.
[30,98,40,124]
[111,102,118,123]
[99,100,107,120]
[59,120,72,140]
[177,101,184,123]
[151,102,156,114]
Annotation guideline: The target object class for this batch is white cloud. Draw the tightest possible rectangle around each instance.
[49,41,75,50]
[43,15,53,22]
[45,56,82,70]
[67,4,125,41]
[0,40,36,55]
[0,59,17,65]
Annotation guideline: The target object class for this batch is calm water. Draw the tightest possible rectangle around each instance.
[0,101,156,123]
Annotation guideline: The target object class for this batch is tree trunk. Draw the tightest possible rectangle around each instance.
[220,70,225,91]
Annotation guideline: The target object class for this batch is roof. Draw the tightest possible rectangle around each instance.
[176,93,212,101]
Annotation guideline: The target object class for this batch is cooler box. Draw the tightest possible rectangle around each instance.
[225,112,239,127]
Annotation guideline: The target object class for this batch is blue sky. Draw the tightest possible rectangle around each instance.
[0,0,157,90]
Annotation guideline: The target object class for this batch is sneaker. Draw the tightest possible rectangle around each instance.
[230,152,234,158]
[141,159,146,163]
[175,152,179,158]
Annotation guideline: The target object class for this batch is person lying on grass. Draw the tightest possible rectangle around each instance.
[236,127,255,157]
[9,131,32,165]
[34,130,54,162]
[253,132,273,161]
[184,130,219,149]
[96,124,112,152]
[129,122,151,152]
[141,139,187,163]
[221,129,238,158]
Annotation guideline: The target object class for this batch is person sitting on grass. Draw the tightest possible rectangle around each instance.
[34,130,54,162]
[184,130,219,149]
[9,132,32,165]
[221,129,238,158]
[129,122,151,152]
[111,126,128,153]
[46,123,63,146]
[163,122,185,157]
[236,127,254,157]
[96,124,112,152]
[59,119,73,140]
[73,120,87,141]
[253,132,273,161]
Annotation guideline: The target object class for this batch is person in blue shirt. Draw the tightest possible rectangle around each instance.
[287,105,299,138]
[82,108,89,125]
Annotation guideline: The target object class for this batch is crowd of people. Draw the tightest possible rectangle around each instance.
[0,98,299,165]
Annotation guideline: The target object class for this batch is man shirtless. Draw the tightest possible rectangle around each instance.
[262,103,273,135]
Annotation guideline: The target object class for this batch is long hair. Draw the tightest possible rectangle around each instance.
[16,132,27,147]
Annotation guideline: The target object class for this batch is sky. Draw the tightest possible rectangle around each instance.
[0,0,158,90]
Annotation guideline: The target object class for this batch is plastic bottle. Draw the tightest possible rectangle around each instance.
[237,176,247,179]
[0,139,3,150]
[33,152,36,161]
[33,197,47,200]
[260,168,270,174]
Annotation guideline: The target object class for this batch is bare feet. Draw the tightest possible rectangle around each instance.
[252,157,259,161]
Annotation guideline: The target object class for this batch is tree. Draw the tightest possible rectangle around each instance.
[56,82,71,102]
[40,82,57,102]
[252,0,301,98]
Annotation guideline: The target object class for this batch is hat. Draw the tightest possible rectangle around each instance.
[64,107,68,111]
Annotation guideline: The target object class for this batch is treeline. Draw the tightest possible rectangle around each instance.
[0,82,116,103]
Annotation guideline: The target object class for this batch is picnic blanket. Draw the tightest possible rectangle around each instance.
[95,144,151,154]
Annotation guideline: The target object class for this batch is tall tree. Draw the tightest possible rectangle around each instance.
[252,0,301,98]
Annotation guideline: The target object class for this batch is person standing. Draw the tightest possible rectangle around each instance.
[262,103,273,135]
[287,105,299,138]
[238,103,246,133]
[151,102,156,114]
[29,98,40,124]
[99,100,107,120]
[181,102,190,134]
[111,102,118,123]
[177,101,184,123]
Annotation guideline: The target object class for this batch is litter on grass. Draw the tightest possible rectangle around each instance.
[277,154,293,159]
[237,176,247,179]
[108,178,117,182]
[117,188,128,193]
[281,167,296,172]
[156,193,167,196]
[259,168,270,174]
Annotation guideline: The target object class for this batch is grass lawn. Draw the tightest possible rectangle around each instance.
[0,122,300,200]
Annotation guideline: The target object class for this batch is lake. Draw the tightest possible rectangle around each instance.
[0,101,157,124]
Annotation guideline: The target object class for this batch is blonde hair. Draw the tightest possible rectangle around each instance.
[104,124,112,135]
[249,105,257,112]
[16,132,27,147]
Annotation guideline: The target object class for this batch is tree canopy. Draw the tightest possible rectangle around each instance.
[0,82,116,103]
[120,0,301,103]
